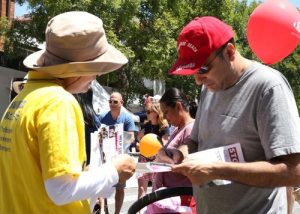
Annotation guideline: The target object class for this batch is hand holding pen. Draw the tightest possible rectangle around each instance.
[155,135,184,164]
[156,147,184,164]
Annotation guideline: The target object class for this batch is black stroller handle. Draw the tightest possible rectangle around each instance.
[128,186,193,214]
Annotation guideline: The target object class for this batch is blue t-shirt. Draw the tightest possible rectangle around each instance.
[99,110,135,131]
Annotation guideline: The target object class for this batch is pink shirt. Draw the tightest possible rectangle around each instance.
[153,121,194,190]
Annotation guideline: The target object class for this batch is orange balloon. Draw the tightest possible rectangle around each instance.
[139,133,162,157]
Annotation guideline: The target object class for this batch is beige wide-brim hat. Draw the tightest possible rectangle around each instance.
[23,11,128,78]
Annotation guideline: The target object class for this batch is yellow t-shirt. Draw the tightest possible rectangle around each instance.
[0,72,90,213]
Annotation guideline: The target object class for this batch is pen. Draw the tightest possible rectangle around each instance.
[149,162,172,168]
[156,136,173,159]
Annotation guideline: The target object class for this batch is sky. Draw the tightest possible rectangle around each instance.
[287,0,300,7]
[15,2,29,17]
[14,0,300,17]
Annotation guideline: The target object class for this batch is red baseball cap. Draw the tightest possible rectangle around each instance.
[169,16,234,75]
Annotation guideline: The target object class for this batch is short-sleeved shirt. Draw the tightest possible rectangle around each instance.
[0,72,90,213]
[189,62,300,214]
[99,110,135,131]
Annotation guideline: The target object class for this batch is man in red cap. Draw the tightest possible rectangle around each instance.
[162,16,300,213]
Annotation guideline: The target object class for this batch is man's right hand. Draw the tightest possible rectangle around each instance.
[112,154,136,183]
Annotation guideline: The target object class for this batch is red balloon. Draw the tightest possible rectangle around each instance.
[247,0,300,64]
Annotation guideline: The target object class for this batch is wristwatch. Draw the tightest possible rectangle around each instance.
[113,182,125,189]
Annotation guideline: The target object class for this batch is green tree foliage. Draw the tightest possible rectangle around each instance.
[7,0,300,108]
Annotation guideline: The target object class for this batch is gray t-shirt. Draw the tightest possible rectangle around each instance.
[190,61,300,214]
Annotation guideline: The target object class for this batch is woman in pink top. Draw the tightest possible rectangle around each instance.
[148,87,196,213]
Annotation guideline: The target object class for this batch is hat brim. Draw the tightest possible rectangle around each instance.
[23,44,128,78]
[168,58,201,75]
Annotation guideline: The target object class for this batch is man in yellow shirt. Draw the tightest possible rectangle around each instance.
[0,11,136,213]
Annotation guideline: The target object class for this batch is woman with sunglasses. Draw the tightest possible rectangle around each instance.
[136,101,170,200]
[147,87,196,213]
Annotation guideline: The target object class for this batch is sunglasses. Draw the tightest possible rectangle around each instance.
[109,100,119,104]
[198,45,226,74]
[146,110,153,114]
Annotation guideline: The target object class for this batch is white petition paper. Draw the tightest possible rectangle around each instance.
[136,162,172,173]
[187,143,245,185]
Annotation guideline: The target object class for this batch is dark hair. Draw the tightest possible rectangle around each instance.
[219,38,235,60]
[228,37,235,45]
[160,87,190,112]
[189,101,198,119]
[74,88,98,129]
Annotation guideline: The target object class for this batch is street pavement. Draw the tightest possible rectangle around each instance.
[107,186,141,214]
[107,172,141,213]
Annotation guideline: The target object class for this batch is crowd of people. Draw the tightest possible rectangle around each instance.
[1,10,300,214]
